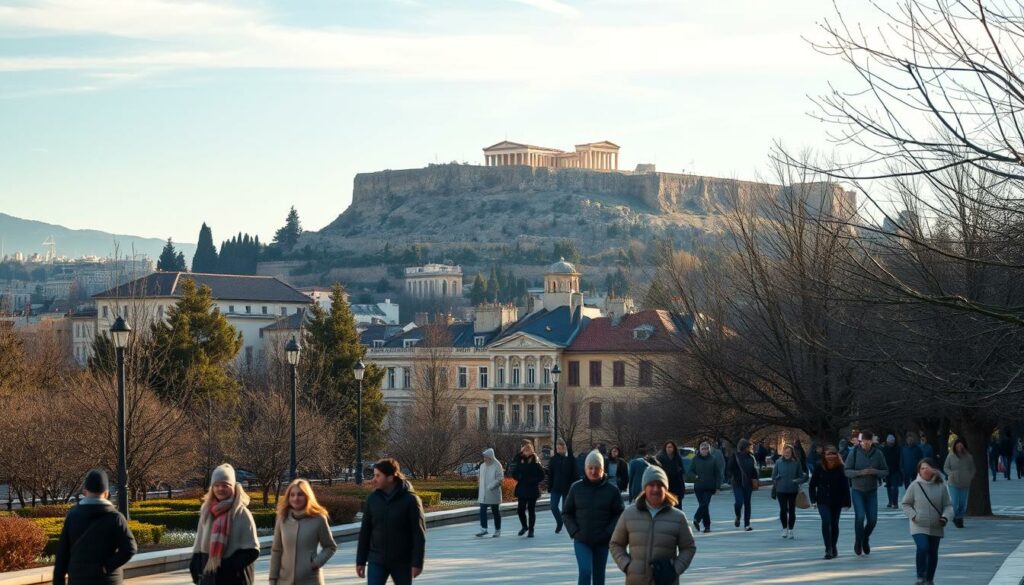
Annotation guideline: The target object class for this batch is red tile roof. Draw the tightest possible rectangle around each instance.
[565,309,689,353]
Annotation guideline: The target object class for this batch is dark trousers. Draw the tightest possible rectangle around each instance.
[517,497,537,530]
[733,484,753,526]
[367,562,412,585]
[817,503,841,553]
[1001,455,1012,479]
[904,473,916,489]
[990,460,999,481]
[550,491,565,527]
[777,492,797,529]
[1016,457,1024,479]
[885,472,901,506]
[479,504,501,530]
[693,489,714,529]
[912,534,941,581]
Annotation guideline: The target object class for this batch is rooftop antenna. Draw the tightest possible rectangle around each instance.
[42,236,56,262]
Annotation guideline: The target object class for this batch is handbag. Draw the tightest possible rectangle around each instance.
[650,559,676,585]
[737,454,759,491]
[795,488,811,510]
[770,484,777,500]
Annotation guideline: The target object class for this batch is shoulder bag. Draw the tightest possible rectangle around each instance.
[914,483,948,526]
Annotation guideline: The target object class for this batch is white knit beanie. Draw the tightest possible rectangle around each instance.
[585,449,604,469]
[210,463,236,487]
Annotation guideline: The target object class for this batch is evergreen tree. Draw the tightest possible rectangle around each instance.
[192,222,219,273]
[157,238,187,271]
[218,232,261,275]
[272,206,302,251]
[470,273,488,305]
[302,284,387,457]
[149,278,243,403]
[486,266,500,303]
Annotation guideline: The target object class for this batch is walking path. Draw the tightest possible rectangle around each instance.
[129,479,1024,585]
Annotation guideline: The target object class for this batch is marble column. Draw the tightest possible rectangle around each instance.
[488,395,496,429]
[534,395,541,429]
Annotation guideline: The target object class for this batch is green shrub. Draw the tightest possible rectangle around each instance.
[0,516,47,572]
[14,504,73,518]
[317,495,362,525]
[250,509,277,529]
[129,510,200,531]
[417,491,441,508]
[30,518,163,555]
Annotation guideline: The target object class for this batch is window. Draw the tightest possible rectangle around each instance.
[496,404,506,429]
[478,407,488,431]
[498,367,506,387]
[372,340,384,348]
[281,307,288,316]
[387,368,396,389]
[527,366,536,386]
[527,404,536,428]
[543,367,551,385]
[102,306,108,318]
[589,360,602,386]
[479,366,489,388]
[457,406,467,429]
[633,325,654,340]
[589,401,603,428]
[245,305,251,314]
[511,404,521,427]
[403,367,412,388]
[262,306,268,315]
[512,367,521,386]
[542,405,551,428]
[568,361,580,386]
[613,361,626,387]
[403,339,418,348]
[458,366,468,388]
[639,360,653,387]
[475,336,485,347]
[229,305,235,313]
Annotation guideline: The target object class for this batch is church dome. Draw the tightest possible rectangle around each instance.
[547,257,578,274]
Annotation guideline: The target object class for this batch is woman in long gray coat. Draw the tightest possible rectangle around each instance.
[476,448,505,537]
[269,479,337,585]
[902,458,953,585]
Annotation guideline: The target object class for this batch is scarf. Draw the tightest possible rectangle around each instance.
[204,496,236,574]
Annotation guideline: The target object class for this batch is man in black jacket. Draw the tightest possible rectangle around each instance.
[546,438,577,534]
[356,458,427,585]
[53,469,137,585]
[563,450,624,585]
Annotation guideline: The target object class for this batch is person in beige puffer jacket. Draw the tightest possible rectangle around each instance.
[902,458,953,585]
[610,466,696,585]
[942,438,975,528]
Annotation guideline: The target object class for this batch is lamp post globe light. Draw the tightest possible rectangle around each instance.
[110,316,131,519]
[551,364,561,450]
[285,336,301,481]
[354,359,366,485]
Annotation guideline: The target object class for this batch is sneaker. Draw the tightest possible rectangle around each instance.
[702,526,710,534]
[781,528,789,538]
[492,530,501,537]
[475,530,488,537]
[788,529,795,539]
[744,525,753,532]
[518,527,528,536]
[954,518,964,528]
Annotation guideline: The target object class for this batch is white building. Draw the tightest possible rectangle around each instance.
[404,264,463,299]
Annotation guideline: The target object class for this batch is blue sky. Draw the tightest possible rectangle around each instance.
[0,0,875,247]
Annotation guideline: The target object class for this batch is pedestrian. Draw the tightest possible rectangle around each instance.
[627,444,651,503]
[771,444,808,539]
[794,440,808,471]
[920,435,935,461]
[606,446,629,494]
[807,442,822,478]
[844,431,888,556]
[548,438,577,534]
[902,433,924,490]
[190,463,260,585]
[656,441,687,507]
[577,443,598,479]
[942,438,975,528]
[563,450,625,585]
[726,438,758,531]
[609,465,697,585]
[512,442,544,537]
[999,429,1014,480]
[712,440,728,485]
[988,437,1001,482]
[902,457,953,585]
[270,479,337,585]
[691,441,723,533]
[755,441,769,467]
[1016,437,1024,480]
[475,448,504,538]
[838,438,851,461]
[881,434,902,508]
[53,469,137,585]
[808,445,850,560]
[355,459,426,585]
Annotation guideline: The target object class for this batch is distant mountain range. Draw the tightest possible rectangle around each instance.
[0,213,196,261]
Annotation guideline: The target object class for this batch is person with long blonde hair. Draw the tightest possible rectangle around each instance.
[270,479,337,585]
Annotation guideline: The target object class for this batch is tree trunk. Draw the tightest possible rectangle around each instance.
[962,420,993,516]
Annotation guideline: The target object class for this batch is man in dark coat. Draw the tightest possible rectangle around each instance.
[53,469,137,585]
[356,458,427,585]
[880,434,902,508]
[546,438,577,533]
[999,429,1015,480]
[563,450,624,585]
[901,433,924,489]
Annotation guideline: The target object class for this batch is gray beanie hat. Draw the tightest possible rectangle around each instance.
[585,449,604,469]
[642,465,669,489]
[210,463,236,487]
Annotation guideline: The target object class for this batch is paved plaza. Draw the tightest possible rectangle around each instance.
[130,479,1024,585]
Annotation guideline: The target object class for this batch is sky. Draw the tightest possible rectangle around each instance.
[0,0,879,247]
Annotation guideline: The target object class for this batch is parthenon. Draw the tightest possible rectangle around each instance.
[482,140,620,171]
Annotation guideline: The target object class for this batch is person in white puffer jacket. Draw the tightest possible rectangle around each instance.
[476,448,505,538]
[901,457,953,585]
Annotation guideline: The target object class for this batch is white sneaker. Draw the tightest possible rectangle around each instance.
[475,530,488,537]
[492,530,501,537]
[781,528,789,538]
[788,529,795,539]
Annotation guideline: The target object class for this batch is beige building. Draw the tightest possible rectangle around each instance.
[404,263,463,299]
[483,140,620,171]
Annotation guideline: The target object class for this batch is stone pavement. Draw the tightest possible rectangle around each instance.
[130,479,1024,585]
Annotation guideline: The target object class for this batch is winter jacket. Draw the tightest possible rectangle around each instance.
[943,451,976,490]
[808,463,850,509]
[53,499,138,585]
[563,476,625,547]
[711,448,727,481]
[190,489,260,585]
[547,452,577,494]
[477,460,504,505]
[770,458,808,494]
[690,453,723,492]
[902,475,953,537]
[920,442,935,460]
[999,437,1014,458]
[356,480,426,569]
[727,452,758,490]
[881,443,902,480]
[843,445,889,492]
[627,457,651,502]
[607,457,630,492]
[512,454,544,500]
[609,498,696,585]
[269,512,336,585]
[901,444,924,478]
[656,452,687,500]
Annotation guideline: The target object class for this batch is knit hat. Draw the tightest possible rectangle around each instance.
[585,449,604,469]
[887,434,896,443]
[642,465,669,489]
[83,469,109,494]
[210,463,236,487]
[482,448,495,460]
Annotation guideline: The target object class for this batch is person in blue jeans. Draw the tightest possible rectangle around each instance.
[902,458,953,585]
[355,459,426,585]
[563,450,624,585]
[727,438,758,531]
[844,431,889,556]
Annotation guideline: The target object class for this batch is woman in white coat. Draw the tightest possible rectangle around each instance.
[902,457,953,585]
[475,448,505,538]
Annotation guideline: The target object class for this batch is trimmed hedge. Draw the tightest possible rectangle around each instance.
[417,491,441,508]
[130,507,277,531]
[317,495,362,525]
[0,516,47,572]
[30,518,164,555]
[14,504,73,519]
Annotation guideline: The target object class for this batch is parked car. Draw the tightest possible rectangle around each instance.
[455,462,480,477]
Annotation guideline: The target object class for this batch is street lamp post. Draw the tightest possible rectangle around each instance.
[354,360,365,485]
[285,336,301,481]
[551,364,561,450]
[110,316,132,520]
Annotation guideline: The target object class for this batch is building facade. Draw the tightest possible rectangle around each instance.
[483,140,620,171]
[404,264,463,299]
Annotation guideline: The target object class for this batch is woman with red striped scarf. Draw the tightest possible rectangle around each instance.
[190,464,260,585]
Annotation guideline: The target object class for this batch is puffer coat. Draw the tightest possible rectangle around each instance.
[902,475,953,537]
[609,498,697,585]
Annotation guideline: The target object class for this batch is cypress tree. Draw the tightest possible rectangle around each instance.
[192,223,219,273]
[470,273,487,305]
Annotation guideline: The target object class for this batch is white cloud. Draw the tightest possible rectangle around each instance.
[510,0,579,17]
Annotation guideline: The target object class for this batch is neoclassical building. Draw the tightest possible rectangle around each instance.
[403,263,463,299]
[483,140,620,171]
